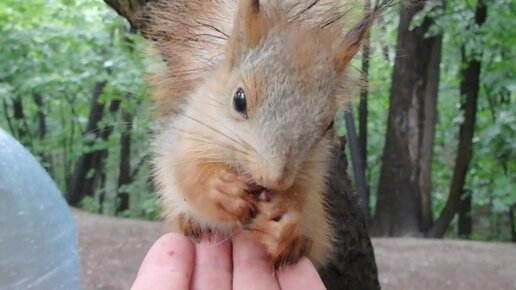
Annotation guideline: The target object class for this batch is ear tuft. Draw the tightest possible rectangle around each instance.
[333,0,392,73]
[244,0,262,47]
[227,0,265,65]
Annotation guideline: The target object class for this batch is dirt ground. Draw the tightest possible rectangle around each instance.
[73,209,516,290]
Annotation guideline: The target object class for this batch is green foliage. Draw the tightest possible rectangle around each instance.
[80,196,100,213]
[362,0,516,240]
[0,0,154,219]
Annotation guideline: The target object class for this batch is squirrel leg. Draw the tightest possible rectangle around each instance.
[243,192,313,269]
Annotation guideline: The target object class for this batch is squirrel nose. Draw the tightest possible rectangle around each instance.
[259,166,295,192]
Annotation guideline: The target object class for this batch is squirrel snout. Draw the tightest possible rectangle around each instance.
[257,166,295,192]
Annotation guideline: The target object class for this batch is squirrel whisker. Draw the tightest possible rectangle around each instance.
[181,110,260,156]
[165,124,250,156]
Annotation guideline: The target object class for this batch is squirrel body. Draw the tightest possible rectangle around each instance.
[148,0,384,268]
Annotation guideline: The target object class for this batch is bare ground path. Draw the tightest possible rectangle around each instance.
[73,209,516,290]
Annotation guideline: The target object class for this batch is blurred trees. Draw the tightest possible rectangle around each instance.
[428,0,487,238]
[0,0,514,242]
[0,0,158,218]
[371,0,443,236]
[363,0,515,240]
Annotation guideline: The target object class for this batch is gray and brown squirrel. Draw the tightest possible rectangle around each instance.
[144,0,389,269]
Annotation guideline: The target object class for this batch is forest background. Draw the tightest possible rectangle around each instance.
[0,0,514,241]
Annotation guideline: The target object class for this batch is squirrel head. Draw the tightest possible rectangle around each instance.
[154,0,383,191]
[166,0,381,192]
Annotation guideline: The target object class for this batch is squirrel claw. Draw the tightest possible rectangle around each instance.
[243,196,310,269]
[178,214,209,239]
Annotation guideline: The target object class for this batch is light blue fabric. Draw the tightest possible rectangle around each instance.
[0,128,81,290]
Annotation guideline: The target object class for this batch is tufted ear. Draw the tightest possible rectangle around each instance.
[226,0,266,65]
[333,1,390,74]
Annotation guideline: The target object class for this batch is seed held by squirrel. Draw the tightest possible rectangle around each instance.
[147,0,389,269]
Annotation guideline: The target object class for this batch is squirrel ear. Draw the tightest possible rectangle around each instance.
[240,0,263,47]
[227,0,265,64]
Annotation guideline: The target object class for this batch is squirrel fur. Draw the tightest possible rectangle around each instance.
[145,0,387,268]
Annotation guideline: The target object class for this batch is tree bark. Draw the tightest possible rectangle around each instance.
[420,35,442,230]
[67,81,108,206]
[103,1,381,288]
[12,96,32,147]
[371,0,442,236]
[103,0,147,29]
[358,0,371,218]
[96,99,122,213]
[2,99,15,135]
[116,101,134,214]
[319,138,380,290]
[32,94,47,139]
[510,204,516,243]
[428,2,486,238]
[458,189,472,238]
[32,93,53,173]
[345,111,369,216]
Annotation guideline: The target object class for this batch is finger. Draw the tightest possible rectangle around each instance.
[131,233,194,290]
[277,257,326,290]
[191,232,232,290]
[232,232,280,290]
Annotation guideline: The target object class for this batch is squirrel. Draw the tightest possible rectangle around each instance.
[145,0,388,269]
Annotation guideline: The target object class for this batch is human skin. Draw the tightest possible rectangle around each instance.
[131,232,326,290]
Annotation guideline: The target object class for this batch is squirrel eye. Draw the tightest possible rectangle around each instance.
[233,87,247,118]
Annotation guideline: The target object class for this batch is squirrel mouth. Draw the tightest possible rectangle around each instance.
[237,170,274,201]
[244,176,273,202]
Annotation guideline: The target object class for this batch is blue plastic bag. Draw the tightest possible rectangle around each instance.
[0,128,81,290]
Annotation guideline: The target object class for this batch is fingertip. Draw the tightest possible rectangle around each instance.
[277,257,326,290]
[137,233,195,273]
[132,233,195,290]
[232,232,280,290]
[191,232,233,289]
[232,232,269,263]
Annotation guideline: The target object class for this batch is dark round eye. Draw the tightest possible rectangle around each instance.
[325,120,334,132]
[233,87,247,117]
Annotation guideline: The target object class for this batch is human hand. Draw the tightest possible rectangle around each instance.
[131,232,326,290]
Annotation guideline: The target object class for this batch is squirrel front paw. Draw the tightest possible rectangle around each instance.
[244,196,313,269]
[206,168,257,224]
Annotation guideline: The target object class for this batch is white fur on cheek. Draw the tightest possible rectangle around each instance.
[153,115,235,234]
[153,118,193,230]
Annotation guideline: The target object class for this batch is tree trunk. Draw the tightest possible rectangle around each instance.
[32,94,47,140]
[116,102,134,214]
[103,1,381,288]
[420,35,442,230]
[371,0,442,237]
[510,204,516,243]
[2,99,16,135]
[12,96,32,147]
[358,0,371,218]
[32,93,53,173]
[67,81,107,206]
[428,2,486,238]
[345,112,369,216]
[319,138,380,290]
[96,99,122,213]
[458,189,472,238]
